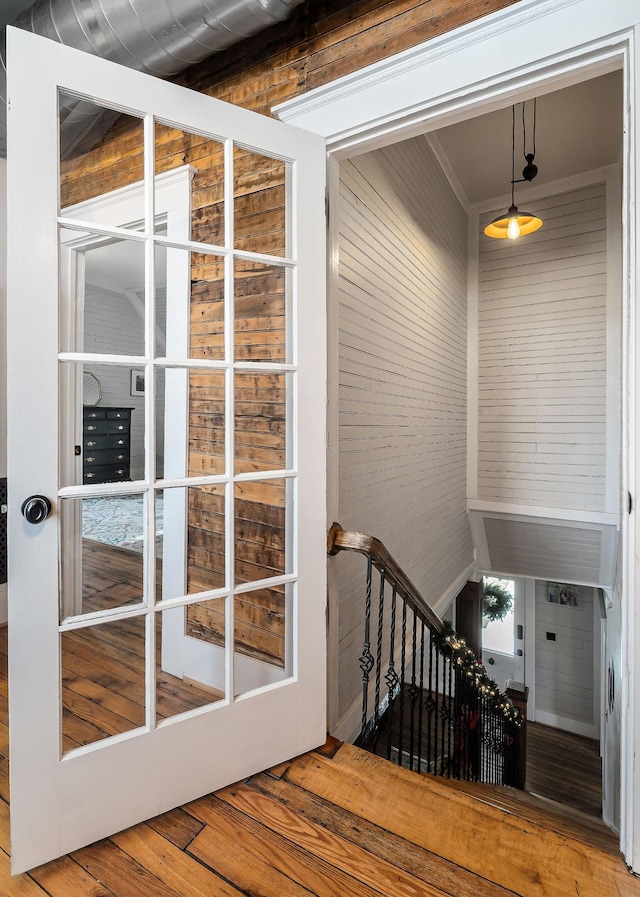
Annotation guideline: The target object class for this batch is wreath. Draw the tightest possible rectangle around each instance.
[482,580,513,626]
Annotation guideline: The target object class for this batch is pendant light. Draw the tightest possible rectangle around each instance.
[484,101,543,240]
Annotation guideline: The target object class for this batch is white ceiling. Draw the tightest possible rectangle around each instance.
[429,70,623,207]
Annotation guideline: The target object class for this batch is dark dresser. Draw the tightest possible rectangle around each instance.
[82,406,134,484]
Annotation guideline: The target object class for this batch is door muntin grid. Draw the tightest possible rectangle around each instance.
[58,99,298,755]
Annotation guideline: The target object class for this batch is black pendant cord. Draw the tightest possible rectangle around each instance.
[521,98,538,182]
[511,104,516,207]
[522,97,537,159]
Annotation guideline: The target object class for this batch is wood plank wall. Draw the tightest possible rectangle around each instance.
[336,137,472,725]
[477,183,608,510]
[59,0,520,674]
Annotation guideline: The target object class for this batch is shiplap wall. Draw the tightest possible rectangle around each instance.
[534,579,595,732]
[336,137,471,724]
[477,183,607,510]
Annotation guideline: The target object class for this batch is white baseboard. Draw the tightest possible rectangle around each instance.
[534,709,598,740]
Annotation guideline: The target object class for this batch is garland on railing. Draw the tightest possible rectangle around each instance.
[434,621,523,727]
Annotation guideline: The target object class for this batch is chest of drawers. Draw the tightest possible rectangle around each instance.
[82,406,134,485]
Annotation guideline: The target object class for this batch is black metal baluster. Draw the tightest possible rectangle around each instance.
[397,600,408,766]
[373,569,386,736]
[480,701,490,782]
[417,621,425,773]
[485,701,489,783]
[447,655,453,777]
[385,584,399,762]
[408,609,418,771]
[427,634,434,773]
[434,638,440,774]
[492,700,496,782]
[469,674,475,782]
[497,712,502,785]
[440,648,447,778]
[493,705,497,784]
[358,555,375,741]
[456,669,469,781]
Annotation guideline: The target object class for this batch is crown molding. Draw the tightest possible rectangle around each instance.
[275,0,582,123]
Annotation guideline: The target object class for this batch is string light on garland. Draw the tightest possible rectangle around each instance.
[434,621,523,727]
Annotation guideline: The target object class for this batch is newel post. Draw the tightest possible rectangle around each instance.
[506,680,528,790]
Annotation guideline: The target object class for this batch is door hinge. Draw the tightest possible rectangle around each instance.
[628,491,633,514]
[325,194,329,226]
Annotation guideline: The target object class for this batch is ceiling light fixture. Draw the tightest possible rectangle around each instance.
[484,100,543,240]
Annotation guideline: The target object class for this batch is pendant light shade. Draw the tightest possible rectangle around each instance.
[484,204,543,240]
[484,102,543,241]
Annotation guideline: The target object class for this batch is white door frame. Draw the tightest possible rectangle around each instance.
[275,0,640,869]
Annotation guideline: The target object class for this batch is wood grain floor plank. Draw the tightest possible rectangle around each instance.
[188,797,358,897]
[29,855,117,897]
[0,754,8,803]
[284,743,634,897]
[526,722,601,816]
[145,808,205,851]
[436,776,617,855]
[0,855,50,897]
[111,824,246,897]
[214,780,479,897]
[245,772,515,897]
[71,839,184,897]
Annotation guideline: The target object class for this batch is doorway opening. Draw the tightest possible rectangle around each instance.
[328,64,621,831]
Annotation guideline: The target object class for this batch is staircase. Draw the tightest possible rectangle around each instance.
[328,523,525,788]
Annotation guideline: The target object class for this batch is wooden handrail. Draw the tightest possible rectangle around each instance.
[327,522,445,636]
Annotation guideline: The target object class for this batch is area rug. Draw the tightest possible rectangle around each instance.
[82,494,164,554]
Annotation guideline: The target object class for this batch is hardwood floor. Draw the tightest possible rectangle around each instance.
[0,542,636,895]
[0,690,638,897]
[526,721,603,817]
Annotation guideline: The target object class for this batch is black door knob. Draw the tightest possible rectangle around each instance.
[21,495,52,525]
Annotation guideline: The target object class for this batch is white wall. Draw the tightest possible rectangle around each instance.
[534,579,597,737]
[476,182,608,510]
[334,136,472,733]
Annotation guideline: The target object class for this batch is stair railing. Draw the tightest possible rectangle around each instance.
[328,522,525,788]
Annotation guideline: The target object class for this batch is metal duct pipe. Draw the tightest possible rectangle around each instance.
[0,0,303,157]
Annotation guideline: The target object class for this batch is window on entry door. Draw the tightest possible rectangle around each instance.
[482,577,515,654]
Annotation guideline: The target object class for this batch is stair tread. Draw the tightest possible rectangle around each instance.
[433,774,619,855]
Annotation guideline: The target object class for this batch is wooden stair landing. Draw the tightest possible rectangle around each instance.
[2,736,640,896]
[435,773,619,856]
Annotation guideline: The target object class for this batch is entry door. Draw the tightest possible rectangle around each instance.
[481,577,525,690]
[6,26,326,874]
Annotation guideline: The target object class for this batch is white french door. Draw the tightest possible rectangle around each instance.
[6,26,326,873]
